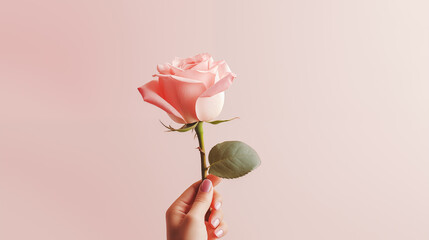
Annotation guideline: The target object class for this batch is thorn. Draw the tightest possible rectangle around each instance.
[196,147,205,153]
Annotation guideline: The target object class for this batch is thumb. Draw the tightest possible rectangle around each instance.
[188,179,213,218]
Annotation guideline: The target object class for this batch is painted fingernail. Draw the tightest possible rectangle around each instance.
[215,229,224,237]
[212,218,220,228]
[200,179,212,193]
[214,202,222,210]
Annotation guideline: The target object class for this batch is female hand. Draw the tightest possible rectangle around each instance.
[166,175,228,240]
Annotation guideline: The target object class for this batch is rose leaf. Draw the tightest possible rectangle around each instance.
[208,141,261,179]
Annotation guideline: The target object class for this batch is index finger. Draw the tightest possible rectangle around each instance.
[170,174,222,207]
[206,174,222,187]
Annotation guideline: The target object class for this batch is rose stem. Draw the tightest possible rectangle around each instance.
[195,121,208,180]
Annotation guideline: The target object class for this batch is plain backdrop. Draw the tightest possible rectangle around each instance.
[1,0,429,239]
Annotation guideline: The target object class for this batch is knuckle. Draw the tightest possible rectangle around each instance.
[194,196,208,205]
[165,207,174,218]
[214,195,222,202]
[221,222,228,232]
[211,209,223,220]
[184,213,201,223]
[214,191,222,199]
[218,210,224,219]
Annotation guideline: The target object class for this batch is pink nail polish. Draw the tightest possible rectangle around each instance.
[200,179,212,192]
[214,202,222,210]
[212,218,220,228]
[215,229,223,237]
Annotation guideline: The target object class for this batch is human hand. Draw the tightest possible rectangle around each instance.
[166,175,228,240]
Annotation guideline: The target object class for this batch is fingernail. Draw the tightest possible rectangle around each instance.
[211,218,220,228]
[215,229,223,237]
[214,202,222,210]
[200,179,212,193]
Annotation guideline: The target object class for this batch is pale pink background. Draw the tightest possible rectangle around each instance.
[1,0,429,239]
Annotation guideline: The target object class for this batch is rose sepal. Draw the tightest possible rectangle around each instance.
[160,121,198,132]
[206,117,239,125]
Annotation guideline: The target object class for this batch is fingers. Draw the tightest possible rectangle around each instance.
[211,190,222,210]
[215,221,228,238]
[168,175,221,214]
[206,174,222,187]
[207,219,228,239]
[167,175,222,227]
[208,191,227,239]
[173,175,221,206]
[166,181,201,223]
[188,179,213,218]
[208,208,223,228]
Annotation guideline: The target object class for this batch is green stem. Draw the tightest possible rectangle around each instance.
[195,121,208,180]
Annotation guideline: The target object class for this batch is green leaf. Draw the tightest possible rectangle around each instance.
[160,121,198,132]
[208,141,261,179]
[206,117,239,125]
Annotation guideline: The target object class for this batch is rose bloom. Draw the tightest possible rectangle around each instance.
[138,53,236,124]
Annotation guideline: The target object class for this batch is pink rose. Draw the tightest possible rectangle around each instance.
[138,53,236,124]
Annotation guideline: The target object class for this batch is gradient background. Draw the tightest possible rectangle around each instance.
[1,0,429,239]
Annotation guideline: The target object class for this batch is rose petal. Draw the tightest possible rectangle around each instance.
[157,63,172,75]
[191,58,210,71]
[167,113,186,124]
[216,61,233,79]
[182,63,197,70]
[138,80,185,123]
[169,65,184,75]
[173,69,216,88]
[199,72,236,98]
[153,73,201,84]
[158,75,206,123]
[189,64,219,75]
[208,56,214,68]
[181,56,198,69]
[195,92,225,122]
[172,57,184,68]
[194,53,211,61]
